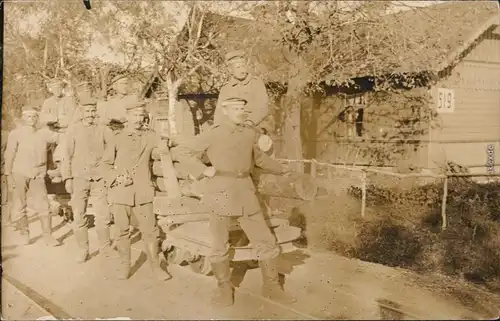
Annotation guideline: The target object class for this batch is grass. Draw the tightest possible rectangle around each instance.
[290,176,500,292]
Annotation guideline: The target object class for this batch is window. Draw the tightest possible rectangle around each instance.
[337,93,367,138]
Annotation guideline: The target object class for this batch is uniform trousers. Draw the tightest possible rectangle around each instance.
[70,178,111,230]
[112,203,158,243]
[11,173,50,222]
[209,210,280,263]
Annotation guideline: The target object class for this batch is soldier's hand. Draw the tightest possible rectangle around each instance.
[281,165,294,177]
[243,119,255,127]
[202,166,216,178]
[65,179,73,194]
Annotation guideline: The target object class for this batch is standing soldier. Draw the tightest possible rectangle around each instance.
[60,98,116,263]
[3,104,61,247]
[74,81,93,103]
[99,75,137,132]
[214,50,269,128]
[174,96,296,307]
[40,78,80,182]
[99,99,171,281]
[40,78,79,129]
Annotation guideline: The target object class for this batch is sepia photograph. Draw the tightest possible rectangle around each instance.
[1,0,500,319]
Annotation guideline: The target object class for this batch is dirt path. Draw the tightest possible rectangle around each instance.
[2,215,499,320]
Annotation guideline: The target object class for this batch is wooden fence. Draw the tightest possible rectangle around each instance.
[276,158,500,231]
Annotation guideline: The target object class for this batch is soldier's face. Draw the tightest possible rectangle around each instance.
[48,84,63,97]
[127,110,145,129]
[228,59,248,80]
[22,112,38,126]
[114,80,129,95]
[223,104,246,124]
[82,107,97,124]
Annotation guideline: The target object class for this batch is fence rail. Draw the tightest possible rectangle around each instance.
[276,158,500,230]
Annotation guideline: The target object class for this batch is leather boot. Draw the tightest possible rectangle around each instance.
[39,214,61,247]
[16,216,31,246]
[260,258,296,304]
[115,238,131,280]
[73,227,89,263]
[211,260,234,307]
[144,240,172,281]
[96,227,117,258]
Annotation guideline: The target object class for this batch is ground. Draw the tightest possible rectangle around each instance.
[2,213,500,320]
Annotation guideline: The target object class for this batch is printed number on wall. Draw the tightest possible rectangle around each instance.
[436,88,455,113]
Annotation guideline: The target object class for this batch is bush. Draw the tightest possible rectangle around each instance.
[294,178,500,291]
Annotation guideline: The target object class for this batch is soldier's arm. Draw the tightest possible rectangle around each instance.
[252,132,284,174]
[4,130,19,175]
[40,126,60,145]
[60,127,76,181]
[247,78,269,126]
[174,129,215,179]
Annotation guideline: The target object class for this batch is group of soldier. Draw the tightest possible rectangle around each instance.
[2,50,296,307]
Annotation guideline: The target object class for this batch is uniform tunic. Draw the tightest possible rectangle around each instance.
[174,120,284,263]
[99,127,160,242]
[4,125,59,221]
[214,75,269,126]
[40,95,79,128]
[60,122,114,229]
[98,95,137,125]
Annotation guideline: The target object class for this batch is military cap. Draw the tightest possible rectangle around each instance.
[46,78,64,86]
[225,50,246,63]
[126,99,147,112]
[221,97,247,107]
[76,81,92,90]
[79,97,98,107]
[21,104,40,114]
[111,74,130,84]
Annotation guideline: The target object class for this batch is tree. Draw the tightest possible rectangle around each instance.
[3,0,97,128]
[218,2,438,170]
[95,1,249,136]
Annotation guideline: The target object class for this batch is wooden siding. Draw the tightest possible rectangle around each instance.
[428,37,500,172]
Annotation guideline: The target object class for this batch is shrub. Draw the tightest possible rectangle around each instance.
[294,179,500,291]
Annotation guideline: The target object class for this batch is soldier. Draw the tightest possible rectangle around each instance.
[40,78,79,129]
[60,98,116,263]
[74,81,93,103]
[174,96,296,307]
[99,99,171,281]
[3,104,61,247]
[214,50,269,128]
[99,75,137,131]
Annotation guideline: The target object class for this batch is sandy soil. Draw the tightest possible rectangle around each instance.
[2,214,499,320]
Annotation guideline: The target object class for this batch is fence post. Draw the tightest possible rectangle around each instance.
[361,171,367,218]
[310,159,317,178]
[441,176,448,230]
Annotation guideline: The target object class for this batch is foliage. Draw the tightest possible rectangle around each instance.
[293,177,500,292]
[3,1,102,129]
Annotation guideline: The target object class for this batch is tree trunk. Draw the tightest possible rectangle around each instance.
[282,79,304,172]
[166,72,179,137]
[301,91,321,174]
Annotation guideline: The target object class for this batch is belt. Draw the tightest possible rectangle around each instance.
[215,170,250,178]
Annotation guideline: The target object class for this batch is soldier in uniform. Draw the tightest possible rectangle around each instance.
[40,78,79,129]
[60,98,116,263]
[74,81,93,103]
[99,99,171,281]
[99,75,137,131]
[174,96,296,307]
[3,104,62,247]
[40,78,80,182]
[214,50,269,128]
